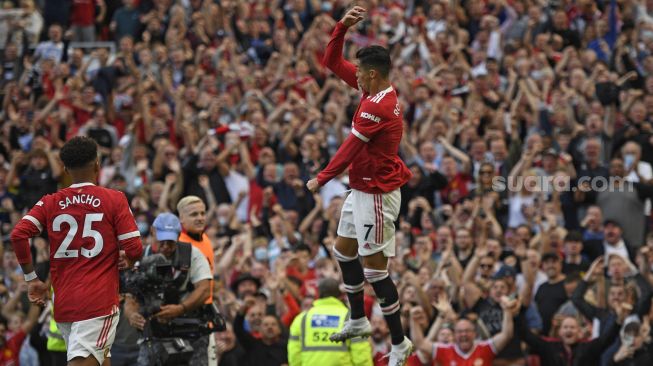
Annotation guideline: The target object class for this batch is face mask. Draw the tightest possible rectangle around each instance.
[137,222,149,236]
[531,69,543,80]
[254,247,268,262]
[624,154,635,169]
[321,3,333,12]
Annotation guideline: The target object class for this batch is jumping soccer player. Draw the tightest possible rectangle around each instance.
[11,136,143,366]
[306,6,413,366]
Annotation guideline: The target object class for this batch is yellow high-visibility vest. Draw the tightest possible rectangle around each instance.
[47,290,66,352]
[288,297,372,366]
[46,317,66,352]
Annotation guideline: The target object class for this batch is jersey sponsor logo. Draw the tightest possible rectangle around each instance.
[474,359,483,366]
[360,112,381,123]
[58,194,101,209]
[394,103,400,116]
[310,314,340,328]
[36,200,44,206]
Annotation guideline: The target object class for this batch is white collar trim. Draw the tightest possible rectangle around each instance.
[69,182,96,188]
[454,342,478,359]
[375,86,393,96]
[367,86,394,99]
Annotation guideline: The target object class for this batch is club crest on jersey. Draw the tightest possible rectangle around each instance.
[360,112,381,123]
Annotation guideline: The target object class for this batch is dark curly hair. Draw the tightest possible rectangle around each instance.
[59,136,98,170]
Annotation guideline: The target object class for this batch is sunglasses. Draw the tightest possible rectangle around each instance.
[480,264,493,269]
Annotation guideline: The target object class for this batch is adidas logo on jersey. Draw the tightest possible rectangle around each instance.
[360,112,381,123]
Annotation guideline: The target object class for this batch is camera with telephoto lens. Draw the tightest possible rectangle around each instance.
[121,254,226,366]
[122,254,178,318]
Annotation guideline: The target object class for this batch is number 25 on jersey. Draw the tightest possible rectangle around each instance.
[52,213,104,259]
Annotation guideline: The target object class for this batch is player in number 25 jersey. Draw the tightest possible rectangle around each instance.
[11,136,143,365]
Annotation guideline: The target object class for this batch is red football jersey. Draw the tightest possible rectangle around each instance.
[12,183,142,322]
[432,341,496,366]
[348,86,411,192]
[318,22,412,194]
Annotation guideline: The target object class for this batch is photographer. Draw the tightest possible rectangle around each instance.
[123,213,213,366]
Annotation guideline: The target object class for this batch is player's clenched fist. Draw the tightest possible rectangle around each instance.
[306,178,320,193]
[341,6,366,28]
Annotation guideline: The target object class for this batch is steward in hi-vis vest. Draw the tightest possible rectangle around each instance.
[288,278,372,366]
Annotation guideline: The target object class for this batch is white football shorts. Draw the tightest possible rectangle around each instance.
[337,188,401,257]
[57,307,119,364]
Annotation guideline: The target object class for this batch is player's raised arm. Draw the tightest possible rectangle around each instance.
[322,6,366,90]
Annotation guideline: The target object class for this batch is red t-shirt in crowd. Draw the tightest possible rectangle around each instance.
[0,330,25,366]
[11,183,143,322]
[287,266,317,298]
[373,347,421,366]
[440,173,472,206]
[58,100,92,127]
[433,340,496,366]
[317,22,412,194]
[291,74,315,99]
[71,0,97,26]
[373,348,389,366]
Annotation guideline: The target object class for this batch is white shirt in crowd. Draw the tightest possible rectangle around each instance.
[625,161,653,215]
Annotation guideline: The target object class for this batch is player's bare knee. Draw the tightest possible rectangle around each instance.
[333,246,358,263]
[334,236,359,258]
[362,251,388,270]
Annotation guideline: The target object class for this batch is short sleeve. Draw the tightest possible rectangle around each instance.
[482,340,498,356]
[189,246,212,284]
[641,162,653,180]
[113,192,140,241]
[433,343,446,362]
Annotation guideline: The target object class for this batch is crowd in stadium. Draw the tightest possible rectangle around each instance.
[2,0,653,365]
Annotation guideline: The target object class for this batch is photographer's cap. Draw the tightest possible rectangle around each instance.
[152,213,182,242]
